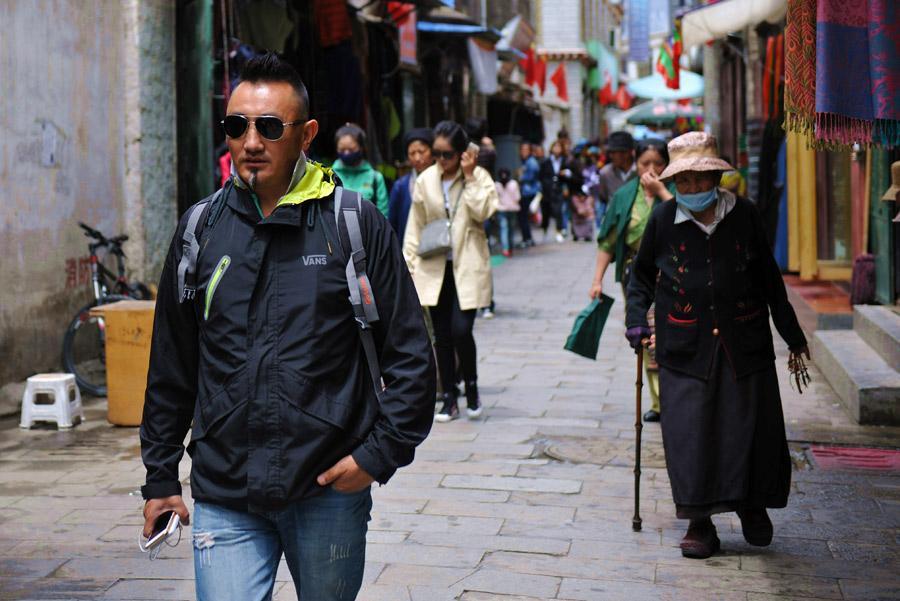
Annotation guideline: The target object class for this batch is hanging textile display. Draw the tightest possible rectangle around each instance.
[467,38,498,95]
[785,0,899,149]
[784,0,817,136]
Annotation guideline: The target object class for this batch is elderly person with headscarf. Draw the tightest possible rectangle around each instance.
[625,132,809,560]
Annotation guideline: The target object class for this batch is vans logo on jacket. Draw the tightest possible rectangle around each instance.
[301,254,328,266]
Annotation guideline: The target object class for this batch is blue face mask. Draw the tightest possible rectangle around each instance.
[675,188,717,212]
[339,151,363,166]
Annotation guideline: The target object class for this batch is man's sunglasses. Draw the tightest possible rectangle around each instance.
[221,115,303,141]
[432,150,459,160]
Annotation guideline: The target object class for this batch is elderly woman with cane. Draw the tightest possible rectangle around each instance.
[625,132,810,559]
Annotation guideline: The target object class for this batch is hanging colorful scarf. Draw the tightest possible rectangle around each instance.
[815,0,900,147]
[784,0,817,135]
[866,0,900,146]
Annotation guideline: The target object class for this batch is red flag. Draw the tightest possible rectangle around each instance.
[550,63,568,102]
[535,56,547,94]
[519,47,536,86]
[615,86,634,110]
[598,74,614,105]
[386,1,414,25]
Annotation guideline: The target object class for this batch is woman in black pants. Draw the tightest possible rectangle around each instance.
[402,121,499,422]
[538,139,581,242]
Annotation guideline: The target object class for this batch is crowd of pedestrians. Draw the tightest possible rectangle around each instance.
[138,53,811,600]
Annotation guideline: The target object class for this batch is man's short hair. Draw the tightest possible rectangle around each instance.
[239,52,309,120]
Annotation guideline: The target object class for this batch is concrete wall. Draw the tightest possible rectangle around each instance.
[0,0,176,385]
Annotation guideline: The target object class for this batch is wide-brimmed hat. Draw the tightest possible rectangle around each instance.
[606,131,635,152]
[659,132,733,180]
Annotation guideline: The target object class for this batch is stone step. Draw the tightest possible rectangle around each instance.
[854,305,900,372]
[812,329,900,426]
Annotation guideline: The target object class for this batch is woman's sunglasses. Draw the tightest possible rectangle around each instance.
[221,115,303,141]
[432,150,459,160]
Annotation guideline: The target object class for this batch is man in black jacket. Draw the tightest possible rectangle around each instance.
[139,53,435,600]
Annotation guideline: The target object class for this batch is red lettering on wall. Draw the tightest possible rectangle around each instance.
[64,256,93,288]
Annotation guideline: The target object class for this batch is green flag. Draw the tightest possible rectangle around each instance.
[564,294,615,360]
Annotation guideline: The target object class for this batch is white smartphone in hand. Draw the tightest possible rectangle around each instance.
[139,510,180,553]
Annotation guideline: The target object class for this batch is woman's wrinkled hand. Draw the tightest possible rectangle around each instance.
[589,282,603,299]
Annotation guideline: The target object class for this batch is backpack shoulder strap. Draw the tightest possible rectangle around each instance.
[177,186,225,303]
[334,186,384,395]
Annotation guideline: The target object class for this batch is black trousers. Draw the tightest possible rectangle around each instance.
[540,194,563,233]
[659,343,791,519]
[431,262,477,395]
[518,194,534,242]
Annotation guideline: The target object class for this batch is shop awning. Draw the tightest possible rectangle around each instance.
[627,70,704,99]
[681,0,787,48]
[536,48,596,68]
[417,21,501,41]
[418,5,501,42]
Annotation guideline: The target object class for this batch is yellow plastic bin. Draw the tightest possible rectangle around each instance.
[89,300,155,426]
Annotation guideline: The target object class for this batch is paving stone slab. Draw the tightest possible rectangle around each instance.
[407,532,570,556]
[454,568,561,598]
[480,550,653,583]
[654,564,842,598]
[441,475,581,494]
[354,584,412,601]
[838,577,900,601]
[557,577,748,601]
[100,578,195,600]
[369,513,503,535]
[423,499,575,525]
[365,543,484,568]
[375,563,473,588]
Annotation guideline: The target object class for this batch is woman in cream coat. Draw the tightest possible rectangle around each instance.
[403,121,499,422]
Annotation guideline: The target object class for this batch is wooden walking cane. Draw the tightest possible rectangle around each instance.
[632,344,644,532]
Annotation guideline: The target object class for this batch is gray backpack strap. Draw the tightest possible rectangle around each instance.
[335,186,384,395]
[177,187,223,303]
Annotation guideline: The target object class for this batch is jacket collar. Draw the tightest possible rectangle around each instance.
[227,154,337,224]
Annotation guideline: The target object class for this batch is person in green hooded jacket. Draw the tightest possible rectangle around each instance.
[589,138,674,422]
[332,123,390,216]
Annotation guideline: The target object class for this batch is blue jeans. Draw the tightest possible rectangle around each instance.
[193,487,373,601]
[498,211,517,252]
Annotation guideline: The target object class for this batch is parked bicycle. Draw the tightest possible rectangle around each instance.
[62,222,152,397]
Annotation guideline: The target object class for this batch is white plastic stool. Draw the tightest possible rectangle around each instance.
[20,373,84,429]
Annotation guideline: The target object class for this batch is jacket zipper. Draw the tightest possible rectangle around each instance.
[204,255,231,320]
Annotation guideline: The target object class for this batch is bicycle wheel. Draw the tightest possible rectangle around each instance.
[61,295,131,397]
[126,281,154,300]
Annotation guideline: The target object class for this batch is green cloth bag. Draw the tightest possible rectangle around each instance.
[564,294,615,360]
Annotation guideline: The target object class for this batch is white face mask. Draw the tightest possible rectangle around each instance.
[675,188,717,212]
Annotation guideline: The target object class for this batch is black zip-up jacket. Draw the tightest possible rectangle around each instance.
[140,176,435,512]
[626,195,806,380]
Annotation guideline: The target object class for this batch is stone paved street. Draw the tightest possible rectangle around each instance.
[1,241,899,600]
